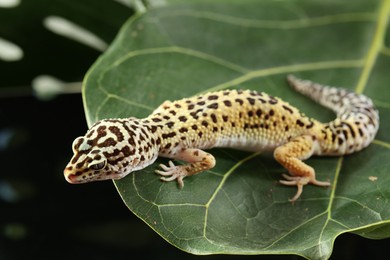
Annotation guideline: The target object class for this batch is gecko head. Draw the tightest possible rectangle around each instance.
[63,119,153,184]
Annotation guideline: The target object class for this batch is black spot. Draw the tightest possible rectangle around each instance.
[247,97,255,105]
[207,103,218,109]
[162,132,176,139]
[187,104,195,110]
[174,104,181,108]
[269,109,274,116]
[247,111,253,117]
[128,137,136,146]
[202,121,209,127]
[296,119,305,127]
[179,127,188,133]
[358,128,364,137]
[343,130,348,139]
[197,101,205,105]
[150,125,158,133]
[210,114,217,123]
[86,130,94,138]
[169,110,177,115]
[165,122,174,128]
[306,121,314,129]
[190,111,199,119]
[235,99,243,105]
[178,116,187,122]
[256,109,262,117]
[192,125,198,130]
[342,122,356,138]
[212,127,218,132]
[97,138,116,148]
[222,115,228,122]
[130,124,137,131]
[152,118,162,122]
[121,146,132,157]
[223,100,232,107]
[198,132,203,138]
[282,105,293,114]
[108,126,123,142]
[269,98,278,105]
[208,95,219,100]
[332,133,336,142]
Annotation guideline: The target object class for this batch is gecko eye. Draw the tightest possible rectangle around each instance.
[89,161,106,171]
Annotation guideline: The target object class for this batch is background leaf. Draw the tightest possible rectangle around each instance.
[84,1,390,259]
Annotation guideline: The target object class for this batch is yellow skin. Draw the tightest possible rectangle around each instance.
[64,75,379,201]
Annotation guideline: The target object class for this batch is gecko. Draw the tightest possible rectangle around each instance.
[63,75,379,201]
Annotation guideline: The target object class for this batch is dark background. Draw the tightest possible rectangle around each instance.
[0,1,387,259]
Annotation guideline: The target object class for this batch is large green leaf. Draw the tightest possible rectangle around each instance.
[83,1,390,259]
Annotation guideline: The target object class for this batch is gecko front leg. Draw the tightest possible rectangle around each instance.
[274,135,331,202]
[156,148,216,188]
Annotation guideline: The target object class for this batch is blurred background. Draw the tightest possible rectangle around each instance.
[0,0,387,259]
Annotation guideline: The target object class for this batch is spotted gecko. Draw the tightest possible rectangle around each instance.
[64,75,379,201]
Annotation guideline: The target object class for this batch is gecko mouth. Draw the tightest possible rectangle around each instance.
[65,173,81,184]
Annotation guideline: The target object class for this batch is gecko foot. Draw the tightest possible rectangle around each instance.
[279,174,330,202]
[155,161,188,188]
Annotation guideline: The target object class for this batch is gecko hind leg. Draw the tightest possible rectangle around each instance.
[274,135,331,202]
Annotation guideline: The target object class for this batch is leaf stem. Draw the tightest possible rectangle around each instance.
[132,0,147,14]
[355,0,390,93]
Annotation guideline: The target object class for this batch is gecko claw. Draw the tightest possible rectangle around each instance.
[155,161,187,188]
[279,174,331,202]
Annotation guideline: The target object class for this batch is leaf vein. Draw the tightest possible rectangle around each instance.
[159,10,376,29]
[197,59,363,95]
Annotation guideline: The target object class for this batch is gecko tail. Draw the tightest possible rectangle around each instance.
[287,75,350,115]
[287,74,379,153]
[286,75,374,116]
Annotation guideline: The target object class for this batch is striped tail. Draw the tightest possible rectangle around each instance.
[286,75,379,155]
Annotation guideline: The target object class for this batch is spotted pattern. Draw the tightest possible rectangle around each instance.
[64,75,379,201]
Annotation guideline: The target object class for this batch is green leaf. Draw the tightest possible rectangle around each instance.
[83,1,390,259]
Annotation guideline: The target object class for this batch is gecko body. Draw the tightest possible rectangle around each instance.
[64,75,379,201]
